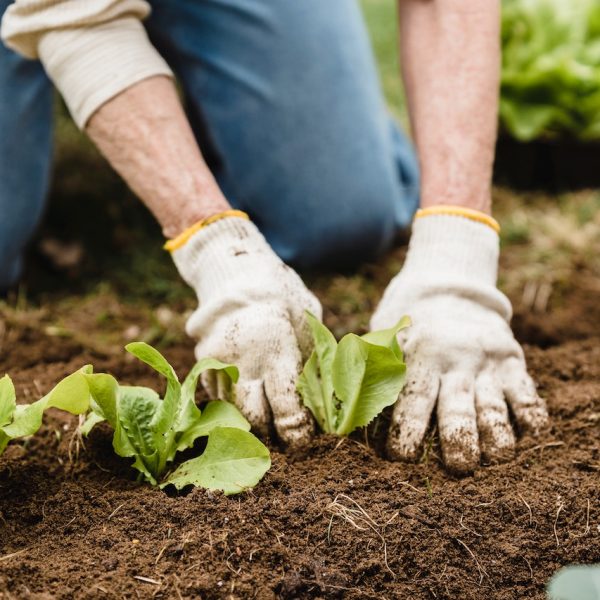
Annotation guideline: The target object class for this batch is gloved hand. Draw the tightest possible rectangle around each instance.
[371,211,548,473]
[171,215,320,448]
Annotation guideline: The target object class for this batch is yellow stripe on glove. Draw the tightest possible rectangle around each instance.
[164,209,250,252]
[415,205,500,234]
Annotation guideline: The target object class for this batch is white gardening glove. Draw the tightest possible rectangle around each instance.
[171,216,321,448]
[371,212,548,473]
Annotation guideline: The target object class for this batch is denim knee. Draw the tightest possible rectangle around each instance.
[266,182,401,270]
[0,28,53,290]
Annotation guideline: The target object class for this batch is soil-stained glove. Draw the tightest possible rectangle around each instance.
[371,211,548,473]
[171,215,320,448]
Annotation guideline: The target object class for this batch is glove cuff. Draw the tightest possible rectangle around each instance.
[404,214,500,286]
[415,206,500,234]
[171,217,276,299]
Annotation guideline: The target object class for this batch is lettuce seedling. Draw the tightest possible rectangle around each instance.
[297,313,410,435]
[0,368,91,456]
[79,342,271,494]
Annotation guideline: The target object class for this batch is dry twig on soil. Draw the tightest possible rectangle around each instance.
[517,493,533,526]
[522,441,565,455]
[67,415,87,465]
[554,498,565,547]
[459,514,482,537]
[455,538,489,585]
[0,549,27,563]
[133,575,162,585]
[326,493,396,578]
[574,499,591,538]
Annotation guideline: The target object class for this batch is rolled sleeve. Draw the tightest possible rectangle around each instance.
[39,17,173,128]
[1,0,174,128]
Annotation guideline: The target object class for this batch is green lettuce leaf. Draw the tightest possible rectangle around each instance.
[297,313,409,436]
[178,357,239,435]
[79,411,105,437]
[163,427,271,495]
[333,335,406,435]
[77,344,265,492]
[297,312,337,432]
[1,367,93,455]
[125,342,181,437]
[500,0,600,140]
[176,400,250,452]
[84,373,120,428]
[297,351,328,430]
[3,344,268,495]
[0,375,16,428]
[0,375,16,454]
[118,389,162,484]
[361,315,411,360]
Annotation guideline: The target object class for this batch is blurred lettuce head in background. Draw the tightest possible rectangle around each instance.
[500,0,600,141]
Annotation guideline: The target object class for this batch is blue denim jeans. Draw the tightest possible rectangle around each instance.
[0,0,419,288]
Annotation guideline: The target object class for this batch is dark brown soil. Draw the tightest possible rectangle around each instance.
[1,301,599,600]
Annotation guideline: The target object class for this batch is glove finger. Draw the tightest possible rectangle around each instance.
[263,350,314,450]
[200,371,218,400]
[232,378,271,438]
[502,357,548,434]
[386,367,439,461]
[475,372,515,464]
[438,372,480,474]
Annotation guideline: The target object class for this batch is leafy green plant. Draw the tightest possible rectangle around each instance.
[0,368,91,456]
[297,313,409,435]
[500,0,600,141]
[79,342,271,494]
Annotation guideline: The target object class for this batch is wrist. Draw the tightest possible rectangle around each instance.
[161,199,232,240]
[84,75,233,239]
[420,188,492,216]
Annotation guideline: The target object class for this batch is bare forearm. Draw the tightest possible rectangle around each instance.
[86,76,230,238]
[398,0,500,214]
